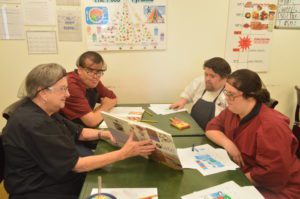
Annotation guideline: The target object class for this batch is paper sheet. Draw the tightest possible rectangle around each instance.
[177,144,238,176]
[90,188,158,199]
[56,0,80,6]
[23,0,56,25]
[27,31,57,54]
[0,0,21,3]
[57,7,82,41]
[181,181,264,199]
[149,104,187,115]
[0,5,24,39]
[99,107,145,129]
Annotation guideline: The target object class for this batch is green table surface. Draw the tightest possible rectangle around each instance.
[79,136,250,199]
[112,104,204,137]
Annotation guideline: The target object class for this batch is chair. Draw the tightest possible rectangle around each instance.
[292,86,300,158]
[265,98,279,109]
[1,99,27,182]
[2,98,27,120]
[0,133,4,183]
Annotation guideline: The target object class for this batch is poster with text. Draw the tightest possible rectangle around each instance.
[225,0,277,72]
[84,0,167,51]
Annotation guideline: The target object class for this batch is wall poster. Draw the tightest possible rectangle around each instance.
[225,0,277,72]
[85,0,167,51]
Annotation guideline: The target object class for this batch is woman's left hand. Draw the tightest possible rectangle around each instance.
[100,130,116,144]
[223,140,245,167]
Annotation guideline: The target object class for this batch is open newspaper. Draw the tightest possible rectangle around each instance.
[101,111,182,170]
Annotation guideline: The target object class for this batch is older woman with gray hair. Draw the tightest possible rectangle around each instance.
[2,63,155,199]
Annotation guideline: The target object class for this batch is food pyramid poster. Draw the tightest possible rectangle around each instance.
[85,0,167,51]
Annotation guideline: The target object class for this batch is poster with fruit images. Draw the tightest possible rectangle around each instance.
[225,0,277,72]
[84,0,167,51]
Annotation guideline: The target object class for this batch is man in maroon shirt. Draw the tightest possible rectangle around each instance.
[61,51,117,128]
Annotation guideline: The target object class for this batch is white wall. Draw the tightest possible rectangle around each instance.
[0,0,300,129]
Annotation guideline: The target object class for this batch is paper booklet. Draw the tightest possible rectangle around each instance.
[101,111,183,170]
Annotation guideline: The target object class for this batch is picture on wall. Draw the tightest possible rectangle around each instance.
[225,0,277,72]
[84,0,167,51]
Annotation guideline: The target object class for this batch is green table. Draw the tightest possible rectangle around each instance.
[79,136,250,199]
[116,104,204,137]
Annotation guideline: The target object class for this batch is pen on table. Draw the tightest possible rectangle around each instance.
[192,144,195,152]
[98,176,102,197]
[140,194,158,199]
[144,110,153,116]
[140,119,158,123]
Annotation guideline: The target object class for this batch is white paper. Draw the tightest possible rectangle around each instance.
[57,7,82,41]
[23,0,56,25]
[99,121,108,129]
[56,0,80,6]
[99,107,145,129]
[27,31,57,54]
[181,181,264,199]
[149,104,187,115]
[109,107,144,120]
[90,188,158,199]
[0,5,24,39]
[177,144,238,176]
[0,0,21,3]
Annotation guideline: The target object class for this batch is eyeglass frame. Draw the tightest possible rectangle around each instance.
[223,89,243,101]
[35,85,69,97]
[80,62,107,77]
[47,85,69,93]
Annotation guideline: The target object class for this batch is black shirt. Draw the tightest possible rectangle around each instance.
[2,99,84,198]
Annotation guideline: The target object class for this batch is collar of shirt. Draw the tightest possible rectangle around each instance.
[68,70,88,90]
[239,102,262,126]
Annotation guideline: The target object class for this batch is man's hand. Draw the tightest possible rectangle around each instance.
[98,97,117,112]
[170,99,187,110]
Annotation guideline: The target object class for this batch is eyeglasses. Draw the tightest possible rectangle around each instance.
[82,63,107,77]
[48,86,69,93]
[223,89,242,101]
[34,86,68,97]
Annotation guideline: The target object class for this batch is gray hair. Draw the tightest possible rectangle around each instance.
[25,63,67,99]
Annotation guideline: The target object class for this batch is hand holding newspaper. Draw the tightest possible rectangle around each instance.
[101,111,183,170]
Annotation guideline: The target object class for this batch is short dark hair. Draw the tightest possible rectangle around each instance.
[76,51,104,68]
[203,57,231,78]
[227,69,270,103]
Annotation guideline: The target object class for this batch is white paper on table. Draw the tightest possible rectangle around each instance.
[91,188,158,199]
[109,107,144,121]
[149,104,187,115]
[177,144,238,176]
[181,181,264,199]
[0,5,24,39]
[23,0,56,25]
[99,121,108,129]
[99,107,145,129]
